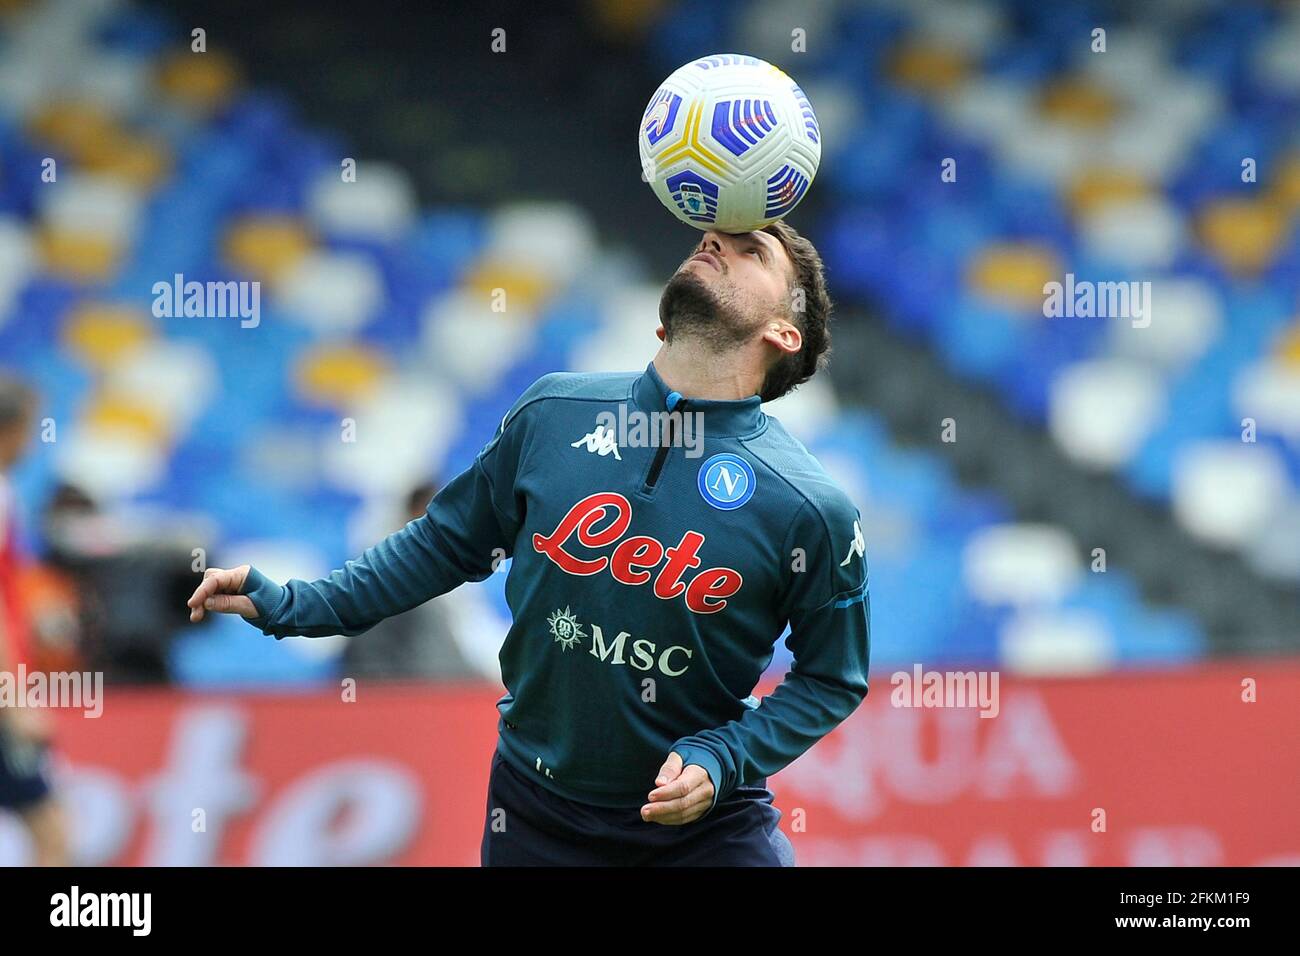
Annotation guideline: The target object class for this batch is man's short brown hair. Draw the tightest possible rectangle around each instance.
[759,220,832,403]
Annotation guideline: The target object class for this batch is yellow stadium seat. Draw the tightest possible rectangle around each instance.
[37,228,122,283]
[78,130,172,189]
[588,0,664,36]
[83,393,171,445]
[887,43,969,95]
[61,304,153,369]
[223,216,315,283]
[27,102,119,160]
[463,260,553,312]
[27,102,170,188]
[1067,169,1150,218]
[294,345,390,407]
[1197,198,1288,277]
[1270,151,1300,214]
[157,49,241,111]
[1040,78,1119,128]
[966,242,1063,311]
[1276,322,1300,368]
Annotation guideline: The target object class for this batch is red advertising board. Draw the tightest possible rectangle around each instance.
[775,663,1300,866]
[1,662,1295,866]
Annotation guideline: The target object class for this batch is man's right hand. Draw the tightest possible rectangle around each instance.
[187,565,259,622]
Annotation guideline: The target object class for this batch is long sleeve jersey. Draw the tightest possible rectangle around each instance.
[240,361,870,810]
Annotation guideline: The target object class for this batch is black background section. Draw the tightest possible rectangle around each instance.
[0,865,1284,941]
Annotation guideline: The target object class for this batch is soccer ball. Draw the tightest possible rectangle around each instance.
[639,53,821,233]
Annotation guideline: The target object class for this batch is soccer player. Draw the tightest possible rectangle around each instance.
[188,221,870,866]
[0,376,67,866]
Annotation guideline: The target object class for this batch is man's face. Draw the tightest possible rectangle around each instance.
[659,229,796,348]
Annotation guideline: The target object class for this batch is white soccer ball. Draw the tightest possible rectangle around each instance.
[639,53,822,233]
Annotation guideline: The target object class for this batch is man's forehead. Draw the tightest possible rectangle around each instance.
[744,229,780,250]
[690,228,795,277]
[751,229,796,280]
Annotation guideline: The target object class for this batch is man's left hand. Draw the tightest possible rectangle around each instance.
[642,751,714,825]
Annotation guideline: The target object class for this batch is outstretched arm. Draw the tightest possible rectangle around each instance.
[187,391,536,639]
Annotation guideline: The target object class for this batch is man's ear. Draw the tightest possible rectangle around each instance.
[761,320,801,355]
[655,325,666,342]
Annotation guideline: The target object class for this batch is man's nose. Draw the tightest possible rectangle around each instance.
[698,232,726,255]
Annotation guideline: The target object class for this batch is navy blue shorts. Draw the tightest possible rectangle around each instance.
[481,749,795,866]
[0,728,53,811]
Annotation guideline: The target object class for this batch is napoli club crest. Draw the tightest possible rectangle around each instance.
[698,453,756,510]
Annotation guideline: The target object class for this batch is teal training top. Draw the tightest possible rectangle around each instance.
[240,361,870,811]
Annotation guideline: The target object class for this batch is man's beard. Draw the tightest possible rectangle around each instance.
[658,269,754,351]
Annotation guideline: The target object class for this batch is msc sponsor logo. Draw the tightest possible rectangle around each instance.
[532,492,743,614]
[546,608,693,677]
[547,606,585,650]
[591,624,693,677]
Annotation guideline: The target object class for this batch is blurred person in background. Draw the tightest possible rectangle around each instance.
[0,375,68,866]
[40,481,203,685]
[340,480,486,680]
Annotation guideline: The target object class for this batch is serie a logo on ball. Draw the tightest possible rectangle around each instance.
[639,53,822,233]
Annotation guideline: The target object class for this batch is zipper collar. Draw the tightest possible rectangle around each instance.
[631,361,765,438]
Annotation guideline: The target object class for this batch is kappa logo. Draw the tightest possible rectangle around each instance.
[571,424,622,460]
[698,453,756,510]
[840,519,866,567]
